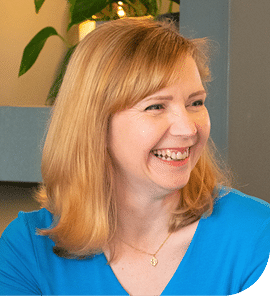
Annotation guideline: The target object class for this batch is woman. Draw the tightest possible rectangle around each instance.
[0,17,269,295]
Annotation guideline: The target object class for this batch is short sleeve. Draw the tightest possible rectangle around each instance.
[0,212,42,295]
[240,216,270,291]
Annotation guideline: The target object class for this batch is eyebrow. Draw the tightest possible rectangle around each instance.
[188,90,207,98]
[143,90,206,102]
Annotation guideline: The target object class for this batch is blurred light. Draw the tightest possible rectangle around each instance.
[79,20,96,41]
[117,6,126,18]
[118,1,124,5]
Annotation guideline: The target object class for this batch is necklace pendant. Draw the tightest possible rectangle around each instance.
[151,256,158,267]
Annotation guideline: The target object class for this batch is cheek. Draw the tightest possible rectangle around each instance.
[196,110,211,141]
[126,114,162,141]
[137,120,159,138]
[135,118,171,154]
[108,116,158,159]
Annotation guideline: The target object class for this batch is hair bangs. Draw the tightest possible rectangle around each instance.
[96,19,194,114]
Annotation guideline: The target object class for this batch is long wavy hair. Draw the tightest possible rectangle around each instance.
[35,17,232,259]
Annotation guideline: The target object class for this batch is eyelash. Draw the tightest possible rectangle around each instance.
[144,100,204,111]
[145,104,165,111]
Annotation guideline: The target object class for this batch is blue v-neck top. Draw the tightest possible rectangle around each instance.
[1,188,270,295]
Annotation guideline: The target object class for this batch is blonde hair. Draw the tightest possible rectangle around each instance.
[35,17,232,259]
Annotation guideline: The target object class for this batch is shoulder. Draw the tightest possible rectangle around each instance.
[0,208,53,294]
[1,208,54,258]
[191,188,270,293]
[1,208,53,239]
[211,187,270,225]
[213,188,270,291]
[205,187,270,251]
[0,208,54,257]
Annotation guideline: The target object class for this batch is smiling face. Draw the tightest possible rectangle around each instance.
[108,56,211,196]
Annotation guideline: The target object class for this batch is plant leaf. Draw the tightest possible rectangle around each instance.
[67,0,77,16]
[150,0,158,15]
[139,0,158,16]
[19,27,59,77]
[46,45,77,105]
[34,0,46,13]
[68,0,109,30]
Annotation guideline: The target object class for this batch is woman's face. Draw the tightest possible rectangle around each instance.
[108,56,211,194]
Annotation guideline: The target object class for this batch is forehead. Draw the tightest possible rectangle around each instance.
[140,56,204,101]
[173,56,201,81]
[110,55,202,113]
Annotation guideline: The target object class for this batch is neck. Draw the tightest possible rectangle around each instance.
[114,184,180,247]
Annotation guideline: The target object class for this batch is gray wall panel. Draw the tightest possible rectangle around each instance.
[180,0,231,160]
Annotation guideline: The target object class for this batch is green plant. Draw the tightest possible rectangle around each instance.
[19,0,179,104]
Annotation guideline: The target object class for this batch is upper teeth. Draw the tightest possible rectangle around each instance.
[152,148,189,160]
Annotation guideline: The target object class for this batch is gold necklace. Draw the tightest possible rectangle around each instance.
[119,232,172,267]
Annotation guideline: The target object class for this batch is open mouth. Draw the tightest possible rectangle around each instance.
[151,148,190,162]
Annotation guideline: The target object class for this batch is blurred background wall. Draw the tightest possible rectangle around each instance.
[0,0,178,107]
[228,0,270,199]
[0,0,71,106]
[180,0,270,202]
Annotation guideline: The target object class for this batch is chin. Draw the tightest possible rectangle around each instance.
[158,174,191,192]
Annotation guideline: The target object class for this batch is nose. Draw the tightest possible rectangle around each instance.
[168,110,197,138]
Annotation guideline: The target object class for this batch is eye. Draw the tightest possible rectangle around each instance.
[191,100,204,107]
[145,104,165,111]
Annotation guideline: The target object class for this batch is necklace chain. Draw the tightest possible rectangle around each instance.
[119,232,172,267]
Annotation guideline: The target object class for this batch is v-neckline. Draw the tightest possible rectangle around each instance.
[101,216,204,295]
